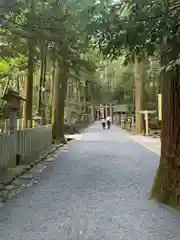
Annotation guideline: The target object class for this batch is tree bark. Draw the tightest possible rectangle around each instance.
[52,59,68,143]
[23,48,34,127]
[51,52,56,125]
[151,66,180,207]
[23,0,35,128]
[84,79,89,122]
[42,53,47,123]
[51,51,56,103]
[134,56,145,135]
[37,45,44,116]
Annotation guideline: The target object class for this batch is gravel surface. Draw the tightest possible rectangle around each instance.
[0,122,180,240]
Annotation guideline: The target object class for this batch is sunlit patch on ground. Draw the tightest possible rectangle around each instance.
[65,134,83,141]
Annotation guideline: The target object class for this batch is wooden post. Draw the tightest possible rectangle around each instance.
[110,104,113,123]
[17,119,21,130]
[144,111,149,135]
[131,115,135,131]
[9,109,18,134]
[4,120,9,133]
[27,120,31,128]
[32,120,36,128]
[22,118,26,129]
[67,106,72,124]
[91,105,94,122]
[105,105,108,119]
[158,93,162,121]
[97,108,100,120]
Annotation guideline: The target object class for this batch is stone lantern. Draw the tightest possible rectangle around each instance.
[1,89,26,134]
[33,113,43,127]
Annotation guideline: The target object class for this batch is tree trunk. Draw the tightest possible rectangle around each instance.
[23,0,35,128]
[51,51,56,103]
[52,59,68,143]
[37,46,44,115]
[51,53,56,125]
[84,80,89,122]
[42,53,47,123]
[76,82,80,122]
[151,65,180,207]
[66,80,70,124]
[23,49,34,127]
[134,56,145,135]
[17,75,20,94]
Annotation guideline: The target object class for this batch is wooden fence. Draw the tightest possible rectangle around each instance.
[0,118,45,133]
[0,125,52,170]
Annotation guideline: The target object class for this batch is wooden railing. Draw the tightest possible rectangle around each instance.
[0,125,52,170]
[0,133,16,169]
[0,118,46,134]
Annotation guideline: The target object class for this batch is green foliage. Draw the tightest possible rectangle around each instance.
[112,63,134,104]
[0,59,9,74]
[0,0,116,108]
[0,0,96,67]
[89,0,180,67]
[0,56,27,81]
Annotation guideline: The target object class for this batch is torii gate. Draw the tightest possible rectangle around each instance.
[92,104,113,122]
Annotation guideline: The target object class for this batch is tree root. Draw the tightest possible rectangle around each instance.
[151,160,180,209]
[53,136,67,145]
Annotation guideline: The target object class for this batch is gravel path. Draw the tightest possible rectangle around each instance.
[0,122,180,240]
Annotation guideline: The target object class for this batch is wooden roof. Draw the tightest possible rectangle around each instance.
[1,89,26,101]
[113,104,129,113]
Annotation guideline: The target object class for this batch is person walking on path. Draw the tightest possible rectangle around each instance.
[101,117,106,129]
[106,115,112,129]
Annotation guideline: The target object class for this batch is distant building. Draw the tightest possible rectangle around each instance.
[113,104,129,114]
[113,104,129,124]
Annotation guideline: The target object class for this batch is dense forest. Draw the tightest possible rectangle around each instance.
[0,0,180,209]
[0,0,107,142]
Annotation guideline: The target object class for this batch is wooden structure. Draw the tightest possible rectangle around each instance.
[0,125,52,169]
[33,115,43,127]
[140,110,156,135]
[1,89,26,134]
[158,93,162,121]
[113,104,129,125]
[94,104,113,121]
[2,89,26,109]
